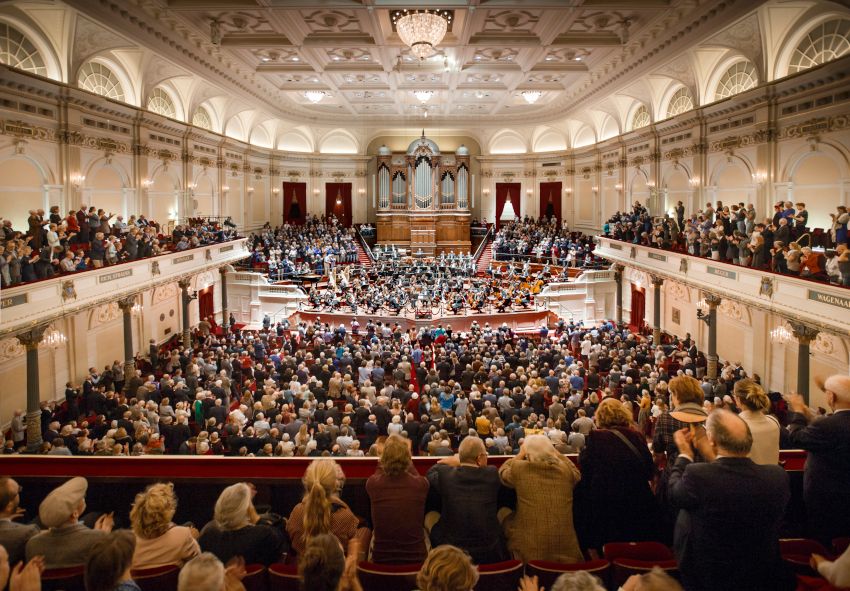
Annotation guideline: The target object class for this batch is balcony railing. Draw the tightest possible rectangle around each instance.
[0,238,249,338]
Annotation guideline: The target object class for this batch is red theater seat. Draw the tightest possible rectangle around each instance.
[131,564,180,591]
[474,559,523,591]
[526,559,610,589]
[267,563,299,591]
[41,565,86,591]
[357,561,421,591]
[603,542,677,588]
[242,563,267,591]
[780,538,832,576]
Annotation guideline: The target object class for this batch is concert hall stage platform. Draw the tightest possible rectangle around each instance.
[290,307,558,332]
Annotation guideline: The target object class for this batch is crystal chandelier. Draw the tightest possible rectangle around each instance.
[414,90,434,103]
[393,10,451,60]
[522,91,542,104]
[770,325,792,344]
[304,91,327,104]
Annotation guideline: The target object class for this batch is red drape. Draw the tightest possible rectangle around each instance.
[325,182,352,227]
[198,287,214,322]
[629,285,645,332]
[539,182,562,223]
[282,182,306,225]
[495,182,521,230]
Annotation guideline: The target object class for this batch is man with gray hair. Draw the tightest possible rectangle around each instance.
[667,409,791,591]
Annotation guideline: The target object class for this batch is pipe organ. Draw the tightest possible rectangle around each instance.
[375,132,471,255]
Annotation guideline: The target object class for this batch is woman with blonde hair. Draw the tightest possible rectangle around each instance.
[130,482,200,569]
[733,378,779,465]
[575,398,657,550]
[416,545,479,591]
[198,482,287,565]
[286,459,370,557]
[498,434,582,562]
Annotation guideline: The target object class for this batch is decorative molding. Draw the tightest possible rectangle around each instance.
[668,281,690,302]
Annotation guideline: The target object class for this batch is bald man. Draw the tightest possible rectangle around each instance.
[787,374,850,545]
[667,410,792,591]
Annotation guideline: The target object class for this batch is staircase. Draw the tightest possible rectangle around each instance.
[355,243,372,268]
[475,240,494,275]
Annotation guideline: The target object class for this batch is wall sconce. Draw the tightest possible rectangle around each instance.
[187,182,197,191]
[272,187,280,195]
[591,185,599,192]
[141,179,153,189]
[482,188,490,196]
[131,302,142,314]
[526,188,533,195]
[696,298,711,325]
[358,188,366,195]
[646,180,656,188]
[247,186,254,193]
[564,187,572,194]
[313,188,320,195]
[70,173,86,188]
[614,183,623,191]
[689,177,700,188]
[752,171,767,186]
[222,185,230,192]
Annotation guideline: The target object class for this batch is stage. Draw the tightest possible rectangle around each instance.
[290,307,557,333]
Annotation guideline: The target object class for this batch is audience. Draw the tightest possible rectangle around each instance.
[667,409,793,591]
[298,535,361,591]
[198,483,286,566]
[498,434,582,562]
[494,216,599,268]
[129,482,200,569]
[0,207,236,287]
[415,545,478,591]
[605,201,850,286]
[177,552,246,591]
[0,477,37,566]
[84,530,139,591]
[365,434,429,563]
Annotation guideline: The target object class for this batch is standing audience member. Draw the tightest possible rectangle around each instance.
[786,375,850,545]
[498,434,583,562]
[667,410,792,591]
[365,434,429,563]
[425,436,509,564]
[732,379,779,465]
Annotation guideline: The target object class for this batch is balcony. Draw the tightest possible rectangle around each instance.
[0,238,249,338]
[594,237,850,334]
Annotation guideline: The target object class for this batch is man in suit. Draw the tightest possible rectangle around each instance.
[425,436,509,565]
[787,374,850,544]
[0,477,39,565]
[667,409,792,591]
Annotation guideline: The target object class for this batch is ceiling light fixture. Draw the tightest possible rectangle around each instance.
[414,90,434,103]
[392,9,451,60]
[304,90,327,104]
[522,91,542,104]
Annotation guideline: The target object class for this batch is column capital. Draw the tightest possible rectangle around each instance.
[219,266,229,275]
[651,275,664,287]
[703,293,722,308]
[117,295,137,311]
[16,325,48,351]
[178,278,192,290]
[790,321,819,344]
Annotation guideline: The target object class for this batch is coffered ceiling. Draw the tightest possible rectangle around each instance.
[147,0,673,123]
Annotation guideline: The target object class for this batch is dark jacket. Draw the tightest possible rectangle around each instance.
[667,455,792,591]
[426,463,509,564]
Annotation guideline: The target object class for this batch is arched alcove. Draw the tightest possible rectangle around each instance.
[277,131,313,153]
[791,153,843,230]
[148,168,180,226]
[489,131,527,155]
[87,166,125,216]
[629,170,649,212]
[712,161,753,206]
[319,130,358,154]
[192,174,215,216]
[0,157,44,230]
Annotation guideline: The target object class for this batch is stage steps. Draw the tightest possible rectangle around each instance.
[475,239,493,275]
[356,243,372,268]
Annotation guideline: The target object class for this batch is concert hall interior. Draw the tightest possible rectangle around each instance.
[0,1,850,590]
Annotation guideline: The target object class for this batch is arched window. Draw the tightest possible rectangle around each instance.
[192,107,212,130]
[147,88,176,118]
[666,87,694,118]
[0,22,47,76]
[632,105,650,130]
[78,62,125,102]
[789,19,850,74]
[715,61,757,101]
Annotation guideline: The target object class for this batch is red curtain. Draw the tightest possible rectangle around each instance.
[282,182,306,225]
[198,287,214,322]
[495,183,521,230]
[325,182,352,227]
[629,285,645,332]
[539,182,562,223]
